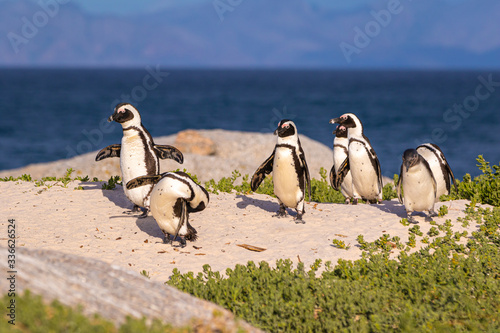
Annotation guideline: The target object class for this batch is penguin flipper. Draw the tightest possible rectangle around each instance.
[299,146,311,201]
[95,144,121,161]
[251,151,274,191]
[335,157,350,190]
[154,145,184,164]
[444,160,457,194]
[397,165,403,204]
[126,174,163,190]
[329,165,338,190]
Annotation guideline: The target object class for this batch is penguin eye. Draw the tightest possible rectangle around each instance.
[341,115,347,120]
[282,123,289,128]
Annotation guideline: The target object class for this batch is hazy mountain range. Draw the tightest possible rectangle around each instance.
[1,0,499,68]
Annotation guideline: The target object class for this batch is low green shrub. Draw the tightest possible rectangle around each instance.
[168,205,500,332]
[442,155,500,206]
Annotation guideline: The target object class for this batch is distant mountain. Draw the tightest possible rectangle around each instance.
[0,0,499,68]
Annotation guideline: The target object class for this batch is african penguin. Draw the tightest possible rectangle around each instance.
[397,149,438,224]
[329,125,354,204]
[96,103,183,217]
[126,171,209,247]
[251,119,311,223]
[330,113,382,204]
[416,143,457,200]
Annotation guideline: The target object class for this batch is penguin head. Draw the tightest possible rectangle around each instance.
[333,125,348,138]
[108,103,142,127]
[402,149,420,172]
[274,119,297,139]
[330,113,363,136]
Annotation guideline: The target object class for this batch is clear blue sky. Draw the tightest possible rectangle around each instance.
[70,0,375,15]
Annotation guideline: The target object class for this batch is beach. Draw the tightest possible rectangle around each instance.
[1,130,479,283]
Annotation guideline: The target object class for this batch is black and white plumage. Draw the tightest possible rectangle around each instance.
[126,171,209,247]
[330,113,382,204]
[397,149,438,224]
[329,126,354,204]
[251,120,311,223]
[416,143,457,200]
[95,103,183,217]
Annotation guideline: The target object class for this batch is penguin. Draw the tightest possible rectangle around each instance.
[126,171,209,247]
[397,149,438,223]
[416,143,457,200]
[96,103,183,217]
[329,125,354,204]
[251,119,311,223]
[330,113,382,204]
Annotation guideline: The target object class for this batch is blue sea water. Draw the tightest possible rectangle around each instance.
[0,69,499,179]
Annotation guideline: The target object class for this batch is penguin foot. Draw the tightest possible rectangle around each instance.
[274,205,287,218]
[131,204,142,212]
[425,210,438,222]
[352,198,359,205]
[344,198,351,205]
[406,214,418,224]
[294,213,305,224]
[163,235,172,244]
[138,209,149,219]
[428,210,438,218]
[179,237,187,248]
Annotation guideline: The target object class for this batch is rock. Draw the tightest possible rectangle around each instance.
[0,246,262,332]
[175,130,217,156]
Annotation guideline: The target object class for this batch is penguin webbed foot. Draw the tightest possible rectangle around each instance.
[426,210,438,222]
[406,213,418,224]
[179,237,187,248]
[274,204,287,218]
[352,198,359,205]
[344,197,351,205]
[163,234,172,245]
[294,212,306,224]
[137,208,149,219]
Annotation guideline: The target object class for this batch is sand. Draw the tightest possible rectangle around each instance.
[1,178,479,284]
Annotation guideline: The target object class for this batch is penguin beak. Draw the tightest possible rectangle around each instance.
[273,128,278,135]
[330,118,341,124]
[332,129,337,135]
[108,113,115,122]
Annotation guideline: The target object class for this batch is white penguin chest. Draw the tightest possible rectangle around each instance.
[120,133,156,207]
[348,140,379,198]
[403,166,435,211]
[273,148,301,207]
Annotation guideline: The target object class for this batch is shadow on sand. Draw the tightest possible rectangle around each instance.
[236,194,279,213]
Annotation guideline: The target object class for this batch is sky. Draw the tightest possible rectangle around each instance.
[0,0,498,68]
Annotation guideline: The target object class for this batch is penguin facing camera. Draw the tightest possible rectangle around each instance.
[330,113,383,204]
[397,149,438,224]
[329,125,354,204]
[251,119,311,223]
[96,103,183,218]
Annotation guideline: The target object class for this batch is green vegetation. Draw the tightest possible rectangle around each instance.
[0,291,221,332]
[169,203,500,332]
[438,205,448,217]
[1,168,97,190]
[442,155,500,206]
[332,239,350,250]
[101,175,122,190]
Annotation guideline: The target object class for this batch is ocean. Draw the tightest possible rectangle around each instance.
[0,68,499,179]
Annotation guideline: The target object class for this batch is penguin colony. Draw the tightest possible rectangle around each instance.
[97,104,457,247]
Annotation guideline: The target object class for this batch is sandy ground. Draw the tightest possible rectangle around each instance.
[1,179,479,284]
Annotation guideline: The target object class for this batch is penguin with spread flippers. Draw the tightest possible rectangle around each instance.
[416,143,457,200]
[397,149,438,224]
[330,113,382,204]
[126,171,209,247]
[329,125,354,204]
[251,120,311,223]
[96,103,183,217]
